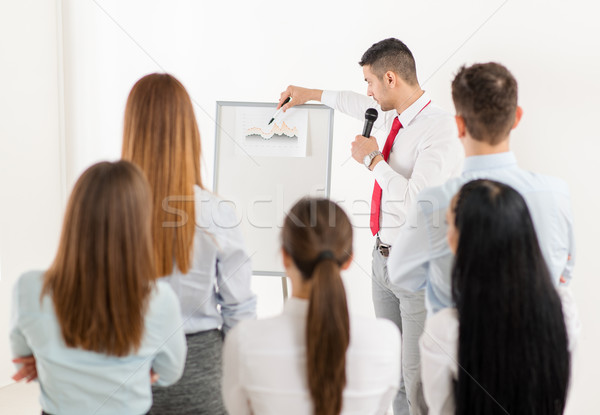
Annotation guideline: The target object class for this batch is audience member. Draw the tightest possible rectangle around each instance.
[122,73,256,415]
[10,161,187,415]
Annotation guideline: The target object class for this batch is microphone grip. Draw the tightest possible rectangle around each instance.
[362,120,375,138]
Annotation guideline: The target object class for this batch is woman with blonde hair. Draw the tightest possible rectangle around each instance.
[122,73,256,415]
[223,198,400,415]
[10,161,187,415]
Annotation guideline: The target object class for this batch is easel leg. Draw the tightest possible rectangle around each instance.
[281,276,288,300]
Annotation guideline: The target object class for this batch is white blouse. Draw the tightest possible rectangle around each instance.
[419,286,581,415]
[223,297,401,415]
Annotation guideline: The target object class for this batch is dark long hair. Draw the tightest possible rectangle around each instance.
[281,198,353,415]
[43,161,155,356]
[451,179,570,414]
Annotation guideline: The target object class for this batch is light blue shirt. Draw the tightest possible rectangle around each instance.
[161,186,256,335]
[388,152,575,314]
[10,271,187,415]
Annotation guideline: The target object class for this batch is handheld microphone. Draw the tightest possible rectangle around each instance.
[362,108,378,138]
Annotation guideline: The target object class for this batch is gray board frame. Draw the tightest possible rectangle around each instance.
[213,101,334,286]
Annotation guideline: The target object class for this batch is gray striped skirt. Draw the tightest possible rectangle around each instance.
[149,328,226,415]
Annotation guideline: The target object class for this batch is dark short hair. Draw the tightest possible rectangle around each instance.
[359,38,418,85]
[452,62,518,145]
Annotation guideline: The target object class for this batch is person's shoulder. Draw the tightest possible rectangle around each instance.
[14,270,44,296]
[423,102,453,118]
[412,104,459,146]
[418,103,455,125]
[194,185,219,204]
[16,270,44,286]
[12,270,46,313]
[506,167,571,199]
[227,314,290,351]
[194,186,240,230]
[529,171,570,195]
[150,280,181,313]
[194,186,219,216]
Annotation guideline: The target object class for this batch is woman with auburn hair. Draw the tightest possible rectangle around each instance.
[223,198,400,415]
[420,179,579,415]
[10,161,186,415]
[122,73,256,415]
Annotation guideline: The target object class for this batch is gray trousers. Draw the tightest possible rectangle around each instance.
[372,245,428,415]
[150,329,226,415]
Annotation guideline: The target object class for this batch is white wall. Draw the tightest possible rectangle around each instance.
[0,0,64,387]
[2,0,598,412]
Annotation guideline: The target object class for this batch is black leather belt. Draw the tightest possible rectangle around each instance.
[376,237,392,257]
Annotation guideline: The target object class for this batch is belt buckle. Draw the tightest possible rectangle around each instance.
[377,237,391,257]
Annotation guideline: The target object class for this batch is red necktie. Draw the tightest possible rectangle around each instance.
[370,117,402,236]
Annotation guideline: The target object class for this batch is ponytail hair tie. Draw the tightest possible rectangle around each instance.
[316,250,336,263]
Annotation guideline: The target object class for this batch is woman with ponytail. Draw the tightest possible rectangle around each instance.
[420,179,579,415]
[223,198,400,415]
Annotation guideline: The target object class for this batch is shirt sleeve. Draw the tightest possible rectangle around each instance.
[222,324,252,415]
[10,275,34,361]
[388,202,431,293]
[320,90,394,129]
[389,185,456,313]
[214,203,257,335]
[419,310,459,415]
[151,284,188,387]
[557,286,581,353]
[371,118,460,217]
[558,192,576,285]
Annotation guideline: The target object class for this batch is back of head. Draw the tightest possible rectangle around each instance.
[359,38,418,85]
[451,62,518,145]
[282,198,353,415]
[43,161,155,357]
[451,179,570,414]
[122,73,202,276]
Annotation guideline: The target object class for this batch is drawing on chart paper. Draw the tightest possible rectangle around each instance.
[235,106,308,158]
[245,121,299,139]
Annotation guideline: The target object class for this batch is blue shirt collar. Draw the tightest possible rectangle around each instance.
[397,91,431,127]
[463,151,518,173]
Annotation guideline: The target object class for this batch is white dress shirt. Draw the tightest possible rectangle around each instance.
[388,152,576,314]
[162,185,256,334]
[420,286,580,415]
[321,90,464,245]
[222,297,401,415]
[10,271,187,415]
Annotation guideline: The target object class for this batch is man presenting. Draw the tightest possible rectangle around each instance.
[278,38,463,415]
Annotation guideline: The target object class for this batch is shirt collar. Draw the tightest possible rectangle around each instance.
[463,151,518,173]
[397,90,431,127]
[283,297,309,317]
